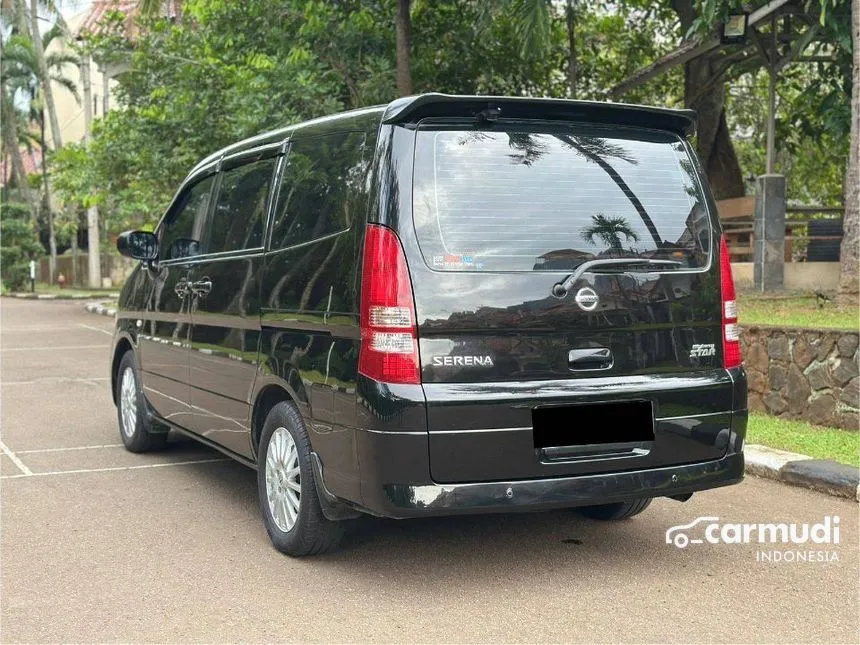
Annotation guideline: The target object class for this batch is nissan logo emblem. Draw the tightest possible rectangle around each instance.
[574,287,599,312]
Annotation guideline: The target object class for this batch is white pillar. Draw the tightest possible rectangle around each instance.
[81,54,102,288]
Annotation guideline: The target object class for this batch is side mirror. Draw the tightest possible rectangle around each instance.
[168,238,201,260]
[117,230,158,261]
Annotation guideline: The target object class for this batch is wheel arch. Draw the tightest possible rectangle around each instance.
[111,335,135,404]
[250,383,295,460]
[250,380,362,521]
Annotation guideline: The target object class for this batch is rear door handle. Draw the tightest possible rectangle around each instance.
[174,279,190,298]
[190,278,212,298]
[568,347,613,371]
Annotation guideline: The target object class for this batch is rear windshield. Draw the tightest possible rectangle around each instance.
[412,124,711,272]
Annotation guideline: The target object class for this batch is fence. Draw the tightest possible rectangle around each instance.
[719,196,844,263]
[39,252,134,287]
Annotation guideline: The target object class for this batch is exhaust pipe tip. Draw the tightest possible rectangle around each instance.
[668,493,694,503]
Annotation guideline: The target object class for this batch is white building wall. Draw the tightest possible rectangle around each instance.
[44,10,121,146]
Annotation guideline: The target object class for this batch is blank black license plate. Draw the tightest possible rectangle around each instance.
[532,401,654,448]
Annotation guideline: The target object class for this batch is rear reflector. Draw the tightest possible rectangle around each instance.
[720,236,742,368]
[358,225,421,384]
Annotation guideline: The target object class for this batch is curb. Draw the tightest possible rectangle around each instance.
[85,301,117,317]
[4,292,119,300]
[745,444,859,501]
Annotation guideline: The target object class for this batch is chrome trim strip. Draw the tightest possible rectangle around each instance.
[656,410,731,421]
[157,249,265,268]
[430,411,731,435]
[431,427,531,434]
[358,428,426,436]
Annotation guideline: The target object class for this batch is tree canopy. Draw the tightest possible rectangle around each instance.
[1,0,854,296]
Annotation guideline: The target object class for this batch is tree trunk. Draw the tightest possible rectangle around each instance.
[685,52,744,200]
[70,212,79,286]
[566,0,576,98]
[12,0,29,36]
[837,0,859,305]
[558,134,664,247]
[39,109,56,283]
[0,35,39,219]
[395,0,412,96]
[671,0,744,201]
[30,0,62,150]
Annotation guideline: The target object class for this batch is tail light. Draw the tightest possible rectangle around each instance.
[720,236,741,368]
[358,224,421,384]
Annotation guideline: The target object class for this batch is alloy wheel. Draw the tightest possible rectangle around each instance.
[120,366,138,438]
[265,426,301,532]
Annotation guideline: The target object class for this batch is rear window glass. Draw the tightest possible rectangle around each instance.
[412,125,710,272]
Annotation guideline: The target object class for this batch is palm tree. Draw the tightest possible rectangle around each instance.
[480,0,577,96]
[580,214,640,254]
[476,0,552,59]
[505,132,548,166]
[554,133,663,247]
[1,0,38,218]
[1,42,40,219]
[2,23,79,280]
[2,28,80,110]
[29,0,63,149]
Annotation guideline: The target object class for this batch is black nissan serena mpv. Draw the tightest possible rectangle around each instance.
[112,94,747,556]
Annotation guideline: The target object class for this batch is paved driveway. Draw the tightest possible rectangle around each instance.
[1,298,858,643]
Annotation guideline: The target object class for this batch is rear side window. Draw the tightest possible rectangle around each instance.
[206,157,277,254]
[412,125,710,272]
[270,131,367,249]
[159,174,215,261]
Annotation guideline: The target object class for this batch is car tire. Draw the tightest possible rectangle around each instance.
[579,498,652,521]
[257,401,344,556]
[115,350,168,453]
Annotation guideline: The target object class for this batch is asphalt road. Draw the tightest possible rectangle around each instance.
[1,298,858,644]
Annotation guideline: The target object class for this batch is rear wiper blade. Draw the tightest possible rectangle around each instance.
[551,258,683,298]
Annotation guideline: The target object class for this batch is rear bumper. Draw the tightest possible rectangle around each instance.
[330,370,748,519]
[358,450,744,519]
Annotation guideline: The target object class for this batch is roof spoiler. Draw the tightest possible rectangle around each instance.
[381,93,696,137]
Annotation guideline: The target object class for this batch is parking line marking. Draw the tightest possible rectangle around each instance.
[0,458,229,480]
[0,345,106,352]
[2,377,110,386]
[0,439,33,476]
[2,327,77,332]
[76,323,113,336]
[16,444,125,454]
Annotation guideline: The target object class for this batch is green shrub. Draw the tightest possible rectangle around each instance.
[0,202,42,291]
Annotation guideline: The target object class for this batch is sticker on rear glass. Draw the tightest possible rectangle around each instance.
[433,252,483,270]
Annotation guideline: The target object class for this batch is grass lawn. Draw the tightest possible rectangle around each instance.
[737,292,858,330]
[1,282,121,299]
[747,413,860,467]
[33,282,119,296]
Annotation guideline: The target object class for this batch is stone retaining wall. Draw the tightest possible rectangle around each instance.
[742,326,859,430]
